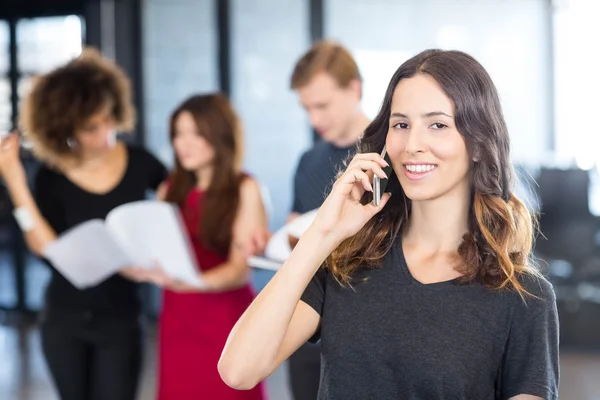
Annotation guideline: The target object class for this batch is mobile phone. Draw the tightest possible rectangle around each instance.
[373,146,393,206]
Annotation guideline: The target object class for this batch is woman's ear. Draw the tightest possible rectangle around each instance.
[472,146,480,163]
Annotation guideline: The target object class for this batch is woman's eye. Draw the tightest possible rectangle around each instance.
[393,122,409,129]
[431,122,447,130]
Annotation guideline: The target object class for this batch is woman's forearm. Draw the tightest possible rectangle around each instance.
[218,227,339,388]
[201,262,251,292]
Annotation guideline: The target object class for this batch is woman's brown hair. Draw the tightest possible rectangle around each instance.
[165,93,244,255]
[327,49,540,298]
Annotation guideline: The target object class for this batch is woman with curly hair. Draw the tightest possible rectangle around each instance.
[219,49,559,400]
[0,48,167,400]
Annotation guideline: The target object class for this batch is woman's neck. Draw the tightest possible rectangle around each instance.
[403,190,471,253]
[61,141,123,172]
[195,165,214,190]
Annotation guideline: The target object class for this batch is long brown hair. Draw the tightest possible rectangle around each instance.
[327,49,539,298]
[165,93,244,254]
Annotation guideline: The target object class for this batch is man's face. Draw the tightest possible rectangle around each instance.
[296,72,361,143]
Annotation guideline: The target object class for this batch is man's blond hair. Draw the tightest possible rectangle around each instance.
[290,40,362,90]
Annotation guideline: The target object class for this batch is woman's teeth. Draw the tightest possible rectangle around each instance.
[405,164,436,173]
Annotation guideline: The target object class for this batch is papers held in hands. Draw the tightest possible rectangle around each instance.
[42,200,202,289]
[248,209,318,271]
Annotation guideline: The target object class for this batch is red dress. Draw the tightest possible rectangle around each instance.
[158,188,267,400]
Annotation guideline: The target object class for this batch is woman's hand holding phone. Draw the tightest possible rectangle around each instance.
[308,152,391,246]
[373,147,394,206]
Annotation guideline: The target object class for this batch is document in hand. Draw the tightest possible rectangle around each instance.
[42,200,202,289]
[248,209,318,271]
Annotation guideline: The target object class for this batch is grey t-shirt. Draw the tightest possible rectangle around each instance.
[292,140,356,214]
[301,237,559,400]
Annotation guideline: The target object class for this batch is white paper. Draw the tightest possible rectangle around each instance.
[42,220,137,289]
[248,209,319,272]
[105,200,203,287]
[247,256,283,271]
[286,209,318,239]
[264,226,293,263]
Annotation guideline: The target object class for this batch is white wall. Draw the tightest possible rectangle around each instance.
[326,0,553,164]
[142,0,218,167]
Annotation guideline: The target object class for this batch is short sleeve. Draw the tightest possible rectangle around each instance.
[33,165,64,232]
[291,153,308,214]
[500,277,559,400]
[300,267,327,343]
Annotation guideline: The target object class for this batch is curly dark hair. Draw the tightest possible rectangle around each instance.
[19,47,135,165]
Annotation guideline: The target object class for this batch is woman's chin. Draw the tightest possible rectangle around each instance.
[402,188,436,203]
[179,160,201,171]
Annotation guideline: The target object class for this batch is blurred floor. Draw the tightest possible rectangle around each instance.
[0,324,291,400]
[0,324,599,399]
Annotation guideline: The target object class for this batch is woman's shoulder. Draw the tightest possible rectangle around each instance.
[507,271,557,315]
[124,143,167,185]
[238,172,261,195]
[124,143,166,167]
[124,143,155,161]
[34,162,63,183]
[521,271,555,297]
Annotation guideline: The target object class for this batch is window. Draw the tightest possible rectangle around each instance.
[0,21,9,133]
[0,21,8,75]
[16,15,83,74]
[553,0,600,169]
[0,79,11,133]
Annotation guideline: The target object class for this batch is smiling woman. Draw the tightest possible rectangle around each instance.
[387,75,470,201]
[218,49,558,400]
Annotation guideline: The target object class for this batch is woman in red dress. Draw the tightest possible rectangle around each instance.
[155,93,268,400]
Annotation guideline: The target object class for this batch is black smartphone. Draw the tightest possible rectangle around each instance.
[373,146,394,206]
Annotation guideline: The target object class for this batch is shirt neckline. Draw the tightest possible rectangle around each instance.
[393,236,461,291]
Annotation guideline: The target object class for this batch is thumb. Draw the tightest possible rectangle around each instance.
[365,192,392,216]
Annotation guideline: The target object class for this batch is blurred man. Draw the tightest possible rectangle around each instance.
[287,41,370,223]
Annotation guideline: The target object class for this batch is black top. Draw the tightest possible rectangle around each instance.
[301,237,559,400]
[292,140,356,214]
[34,145,168,319]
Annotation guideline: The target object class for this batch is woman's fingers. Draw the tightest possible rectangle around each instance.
[349,153,389,169]
[347,159,388,180]
[365,192,392,215]
[335,167,372,193]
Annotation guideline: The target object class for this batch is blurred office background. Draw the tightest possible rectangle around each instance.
[0,0,598,398]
